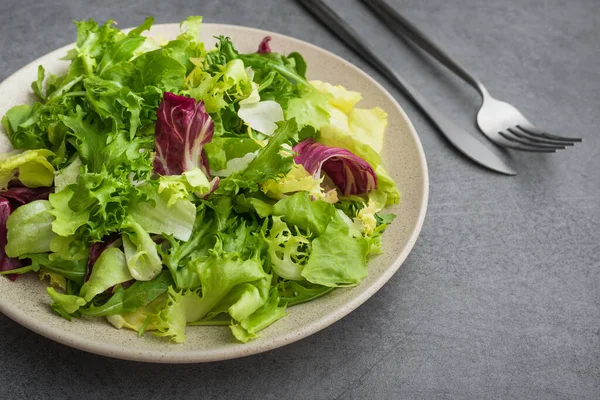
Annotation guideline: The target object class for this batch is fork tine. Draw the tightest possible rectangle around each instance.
[508,128,575,146]
[517,124,583,142]
[499,131,567,150]
[493,135,559,153]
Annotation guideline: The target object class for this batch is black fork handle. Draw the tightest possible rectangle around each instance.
[360,0,486,95]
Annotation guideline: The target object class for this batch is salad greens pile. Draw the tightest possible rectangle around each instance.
[0,16,399,343]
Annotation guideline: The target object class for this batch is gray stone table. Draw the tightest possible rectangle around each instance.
[1,0,598,398]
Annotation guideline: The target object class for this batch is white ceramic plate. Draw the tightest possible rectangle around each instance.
[0,23,428,363]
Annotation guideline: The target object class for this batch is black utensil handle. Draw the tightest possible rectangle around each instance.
[296,0,464,145]
[361,0,484,93]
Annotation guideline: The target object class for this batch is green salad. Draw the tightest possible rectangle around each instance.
[0,16,399,343]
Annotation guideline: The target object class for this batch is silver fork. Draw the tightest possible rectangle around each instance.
[362,0,582,152]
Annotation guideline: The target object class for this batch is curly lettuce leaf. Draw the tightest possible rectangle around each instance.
[262,216,310,280]
[49,169,131,240]
[185,58,252,113]
[157,168,215,206]
[97,16,153,75]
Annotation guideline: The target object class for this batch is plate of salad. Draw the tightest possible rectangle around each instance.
[0,17,428,362]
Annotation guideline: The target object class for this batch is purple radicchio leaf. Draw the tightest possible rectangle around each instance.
[293,139,378,196]
[257,36,272,54]
[0,197,20,281]
[153,92,215,177]
[1,186,51,206]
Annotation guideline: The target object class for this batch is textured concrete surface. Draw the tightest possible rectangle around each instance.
[1,0,599,398]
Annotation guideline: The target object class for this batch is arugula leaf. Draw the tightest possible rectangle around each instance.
[31,66,46,100]
[278,280,333,306]
[220,119,298,192]
[26,253,87,286]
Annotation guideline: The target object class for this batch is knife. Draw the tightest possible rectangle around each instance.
[296,0,516,176]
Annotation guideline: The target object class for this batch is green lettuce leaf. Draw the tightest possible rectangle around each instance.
[47,287,86,317]
[284,89,331,130]
[0,149,55,189]
[129,182,196,241]
[208,276,271,322]
[54,156,81,192]
[133,49,187,92]
[160,207,213,290]
[31,65,46,100]
[272,191,335,236]
[79,247,132,302]
[157,168,214,206]
[48,186,92,237]
[49,169,130,240]
[311,80,399,206]
[230,288,287,343]
[301,212,369,287]
[121,217,163,281]
[185,252,270,322]
[152,287,204,343]
[97,16,153,75]
[204,137,261,172]
[5,200,56,258]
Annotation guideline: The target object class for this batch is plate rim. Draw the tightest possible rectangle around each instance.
[0,22,429,363]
